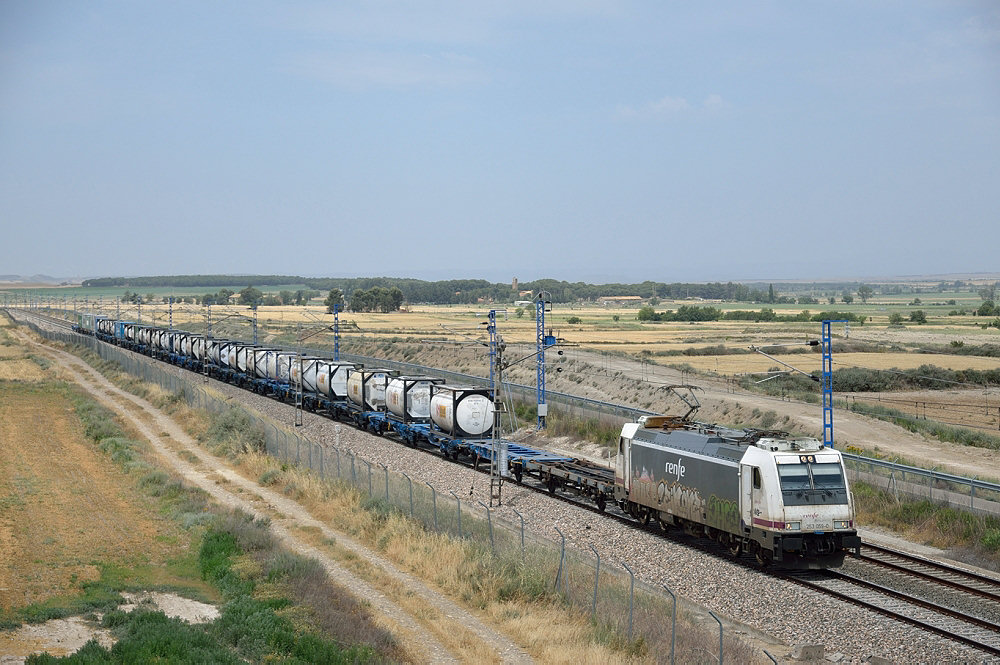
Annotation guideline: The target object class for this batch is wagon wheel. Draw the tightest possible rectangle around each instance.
[513,465,523,484]
[546,473,556,495]
[727,538,742,557]
[639,508,652,527]
[595,494,606,513]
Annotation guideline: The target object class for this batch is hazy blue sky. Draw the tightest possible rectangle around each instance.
[2,2,997,283]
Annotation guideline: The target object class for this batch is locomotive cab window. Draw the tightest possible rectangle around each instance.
[777,464,811,491]
[811,463,846,490]
[752,467,761,489]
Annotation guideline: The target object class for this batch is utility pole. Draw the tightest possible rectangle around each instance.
[332,303,342,361]
[536,292,554,428]
[487,309,506,506]
[204,304,212,382]
[295,323,304,427]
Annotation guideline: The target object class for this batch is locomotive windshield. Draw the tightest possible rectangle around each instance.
[777,461,848,505]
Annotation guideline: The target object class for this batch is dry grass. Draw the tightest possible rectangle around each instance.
[0,358,48,381]
[234,451,757,664]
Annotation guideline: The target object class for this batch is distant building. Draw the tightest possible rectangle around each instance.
[597,295,644,305]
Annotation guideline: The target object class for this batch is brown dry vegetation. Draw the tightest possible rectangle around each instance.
[0,381,205,622]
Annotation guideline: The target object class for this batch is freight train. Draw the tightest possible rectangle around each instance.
[71,313,859,568]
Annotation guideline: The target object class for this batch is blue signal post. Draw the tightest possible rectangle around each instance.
[821,319,849,448]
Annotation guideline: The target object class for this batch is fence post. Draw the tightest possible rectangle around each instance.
[379,463,389,503]
[426,482,437,531]
[588,544,600,622]
[335,448,341,479]
[477,501,494,552]
[350,453,357,486]
[511,507,525,556]
[709,610,723,665]
[554,526,566,594]
[622,561,634,640]
[319,444,324,479]
[971,477,976,510]
[449,491,462,538]
[402,472,413,517]
[662,585,677,665]
[363,460,372,496]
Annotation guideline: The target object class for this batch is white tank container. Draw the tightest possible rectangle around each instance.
[288,357,321,393]
[316,361,357,399]
[430,386,495,438]
[206,339,224,364]
[386,377,443,422]
[275,352,296,382]
[220,341,238,368]
[347,369,393,411]
[253,349,279,379]
[190,336,206,361]
[235,344,258,373]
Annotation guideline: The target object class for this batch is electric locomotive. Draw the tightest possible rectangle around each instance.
[615,414,861,568]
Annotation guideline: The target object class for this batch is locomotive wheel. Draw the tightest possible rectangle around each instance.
[751,543,770,567]
[639,509,651,527]
[728,539,742,557]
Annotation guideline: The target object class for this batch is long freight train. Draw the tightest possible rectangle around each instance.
[71,313,859,568]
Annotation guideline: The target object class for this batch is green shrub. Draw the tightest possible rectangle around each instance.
[203,408,266,458]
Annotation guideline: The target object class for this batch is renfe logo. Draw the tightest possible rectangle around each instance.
[664,458,686,481]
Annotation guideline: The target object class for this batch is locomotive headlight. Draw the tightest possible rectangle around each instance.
[784,521,800,531]
[834,520,850,530]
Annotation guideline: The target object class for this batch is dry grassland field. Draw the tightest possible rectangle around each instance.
[0,383,196,612]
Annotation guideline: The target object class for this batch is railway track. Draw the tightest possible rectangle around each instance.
[857,542,1000,603]
[15,309,1000,658]
[783,545,1000,658]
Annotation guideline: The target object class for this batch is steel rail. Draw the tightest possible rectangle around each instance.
[856,543,1000,603]
[784,570,1000,657]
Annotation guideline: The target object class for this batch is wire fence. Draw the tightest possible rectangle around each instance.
[13,311,760,664]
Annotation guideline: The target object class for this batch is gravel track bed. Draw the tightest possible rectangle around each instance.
[14,315,997,664]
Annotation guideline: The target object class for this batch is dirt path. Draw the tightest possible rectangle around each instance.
[573,349,1000,480]
[17,330,533,664]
